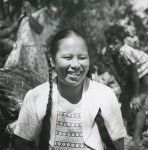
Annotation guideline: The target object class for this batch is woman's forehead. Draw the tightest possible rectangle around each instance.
[58,34,87,51]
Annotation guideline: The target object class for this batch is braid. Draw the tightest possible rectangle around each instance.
[95,109,117,150]
[38,59,53,150]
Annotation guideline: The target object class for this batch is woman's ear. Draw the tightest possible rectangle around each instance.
[47,54,55,69]
[49,56,55,68]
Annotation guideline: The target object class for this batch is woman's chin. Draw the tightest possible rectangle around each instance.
[64,78,83,87]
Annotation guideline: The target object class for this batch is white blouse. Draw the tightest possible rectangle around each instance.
[14,78,127,150]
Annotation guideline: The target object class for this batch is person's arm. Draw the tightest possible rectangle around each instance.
[28,12,45,34]
[13,90,38,150]
[129,63,140,96]
[13,135,34,150]
[113,138,124,150]
[23,1,45,35]
[101,88,127,150]
[129,63,141,110]
[0,14,25,39]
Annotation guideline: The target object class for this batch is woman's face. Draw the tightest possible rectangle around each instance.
[53,33,90,87]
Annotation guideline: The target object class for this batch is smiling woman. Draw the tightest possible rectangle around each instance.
[54,32,89,87]
[13,28,126,150]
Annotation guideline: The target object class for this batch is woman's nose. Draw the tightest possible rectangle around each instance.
[71,58,81,69]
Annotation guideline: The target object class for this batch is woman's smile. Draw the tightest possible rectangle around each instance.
[67,70,83,80]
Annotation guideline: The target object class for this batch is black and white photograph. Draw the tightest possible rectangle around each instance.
[0,0,148,150]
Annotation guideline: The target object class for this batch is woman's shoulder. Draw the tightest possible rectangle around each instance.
[85,79,116,104]
[85,79,118,113]
[88,79,119,107]
[30,82,49,95]
[89,79,113,93]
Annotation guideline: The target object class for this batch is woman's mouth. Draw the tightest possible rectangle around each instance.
[68,72,81,78]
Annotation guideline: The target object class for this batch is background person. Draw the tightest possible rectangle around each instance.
[105,24,148,149]
[2,0,58,80]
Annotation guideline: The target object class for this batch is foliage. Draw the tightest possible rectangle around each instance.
[0,68,45,123]
[1,0,148,53]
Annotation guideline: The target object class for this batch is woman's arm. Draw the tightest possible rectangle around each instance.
[100,88,126,150]
[28,12,45,34]
[23,2,45,34]
[13,135,34,150]
[13,90,39,150]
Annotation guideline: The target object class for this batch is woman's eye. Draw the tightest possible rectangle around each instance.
[62,56,72,60]
[79,56,87,60]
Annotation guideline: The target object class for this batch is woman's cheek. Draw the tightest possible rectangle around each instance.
[82,60,89,69]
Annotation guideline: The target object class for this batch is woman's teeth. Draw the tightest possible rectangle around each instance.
[69,72,81,76]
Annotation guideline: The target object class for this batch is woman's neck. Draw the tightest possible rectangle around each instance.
[57,80,84,104]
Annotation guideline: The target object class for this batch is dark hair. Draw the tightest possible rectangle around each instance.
[105,24,129,45]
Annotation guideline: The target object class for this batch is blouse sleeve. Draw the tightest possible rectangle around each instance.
[14,90,39,141]
[101,88,127,141]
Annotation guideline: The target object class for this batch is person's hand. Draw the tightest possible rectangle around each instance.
[130,96,141,111]
[23,1,32,16]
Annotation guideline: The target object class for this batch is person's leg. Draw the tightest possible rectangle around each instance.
[132,75,148,142]
[133,93,147,142]
[141,97,148,147]
[133,107,146,144]
[127,110,135,136]
[127,94,147,149]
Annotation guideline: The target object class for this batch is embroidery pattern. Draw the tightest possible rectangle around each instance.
[49,110,91,150]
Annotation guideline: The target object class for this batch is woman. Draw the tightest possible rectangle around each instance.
[3,0,58,80]
[13,29,126,150]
